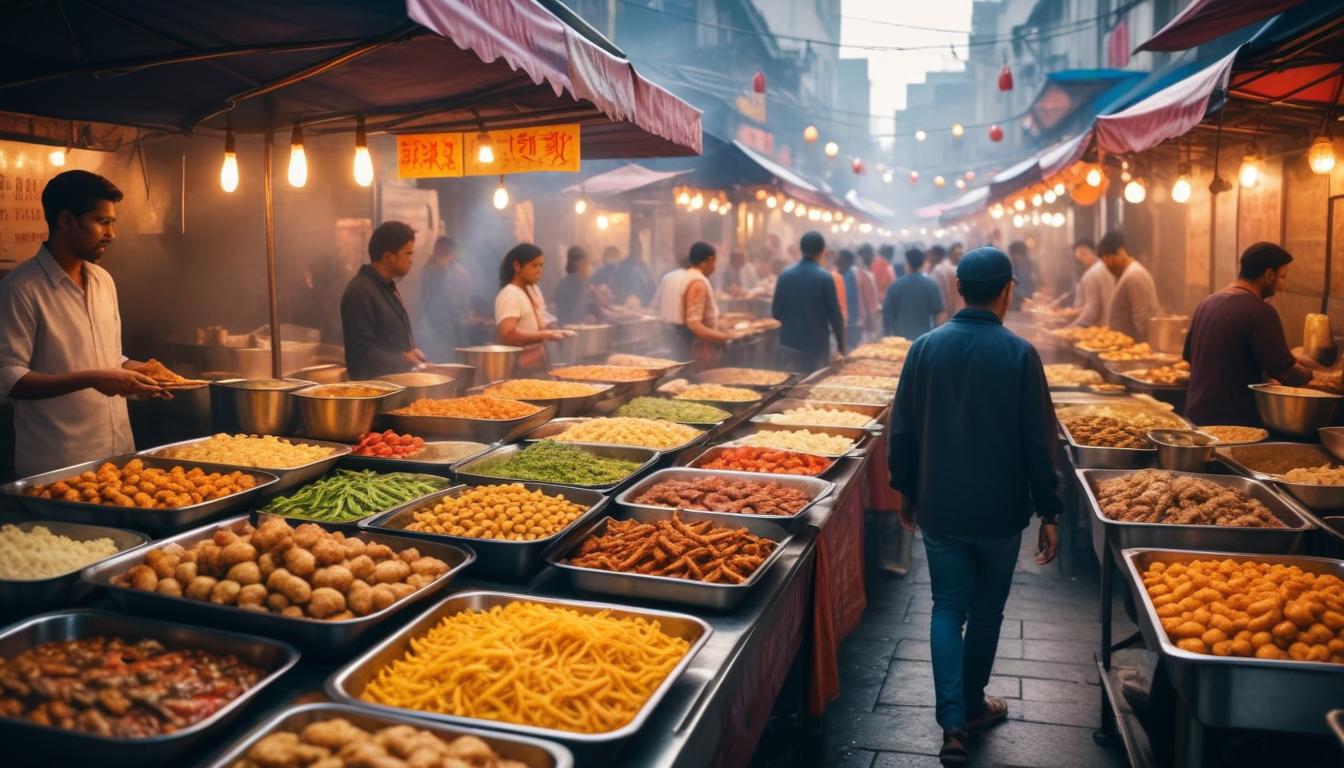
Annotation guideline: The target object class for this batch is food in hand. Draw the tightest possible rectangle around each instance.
[733,428,855,455]
[262,469,451,523]
[550,417,702,449]
[404,483,587,541]
[24,459,258,508]
[632,475,813,515]
[568,512,777,583]
[0,524,119,579]
[1094,470,1285,527]
[483,378,603,399]
[393,395,541,420]
[550,364,656,382]
[352,430,425,458]
[616,396,729,424]
[673,383,760,402]
[139,358,206,387]
[763,406,875,428]
[696,446,830,476]
[0,636,262,737]
[697,367,790,387]
[470,440,642,486]
[358,601,689,733]
[232,717,532,768]
[156,433,336,468]
[1141,557,1344,661]
[111,517,449,619]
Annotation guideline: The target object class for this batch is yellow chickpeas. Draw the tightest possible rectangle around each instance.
[405,483,586,541]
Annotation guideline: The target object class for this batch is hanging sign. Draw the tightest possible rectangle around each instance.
[396,133,465,179]
[463,124,581,175]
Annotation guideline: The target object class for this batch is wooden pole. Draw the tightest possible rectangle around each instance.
[264,129,282,377]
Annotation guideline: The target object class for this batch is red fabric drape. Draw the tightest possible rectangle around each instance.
[1138,0,1307,53]
[1094,50,1238,155]
[809,463,869,715]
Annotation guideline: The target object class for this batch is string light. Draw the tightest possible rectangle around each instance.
[48,148,66,167]
[691,193,704,210]
[990,204,1004,219]
[950,123,965,138]
[1053,181,1066,196]
[782,198,796,213]
[219,115,239,193]
[574,196,588,214]
[596,214,609,230]
[287,122,308,188]
[794,204,807,218]
[934,175,945,187]
[1171,174,1192,204]
[909,170,919,184]
[1123,178,1147,204]
[955,178,966,190]
[1043,189,1057,204]
[755,189,768,200]
[822,211,834,222]
[1309,134,1336,175]
[824,141,839,158]
[709,197,720,212]
[804,125,819,143]
[1085,166,1103,187]
[766,195,778,209]
[353,116,374,187]
[1239,145,1261,188]
[914,130,927,142]
[1031,193,1043,207]
[1013,197,1026,211]
[808,208,821,221]
[1012,214,1024,228]
[882,170,894,183]
[492,175,509,209]
[677,190,691,206]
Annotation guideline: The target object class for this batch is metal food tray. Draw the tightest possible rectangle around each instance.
[0,454,280,536]
[1120,548,1344,733]
[0,520,149,616]
[518,417,710,455]
[1115,370,1189,394]
[359,481,609,580]
[480,381,617,418]
[786,384,892,409]
[1060,422,1156,469]
[616,398,729,429]
[695,368,797,391]
[721,422,871,458]
[139,435,351,494]
[377,402,556,443]
[327,591,712,749]
[616,467,834,528]
[547,509,793,611]
[751,397,884,431]
[683,444,839,478]
[1078,469,1315,562]
[337,440,495,477]
[455,441,660,494]
[204,702,573,768]
[605,355,692,379]
[82,514,474,656]
[252,470,455,533]
[551,371,661,398]
[671,393,764,417]
[1217,442,1344,511]
[0,609,297,767]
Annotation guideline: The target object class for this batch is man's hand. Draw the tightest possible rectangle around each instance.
[544,329,576,341]
[896,494,916,532]
[1035,522,1059,565]
[88,369,165,398]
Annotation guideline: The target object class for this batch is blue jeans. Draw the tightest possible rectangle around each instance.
[921,528,1021,732]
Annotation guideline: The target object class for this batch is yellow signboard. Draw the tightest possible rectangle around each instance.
[396,133,464,179]
[464,124,581,175]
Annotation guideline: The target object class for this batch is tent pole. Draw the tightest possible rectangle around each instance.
[264,129,282,378]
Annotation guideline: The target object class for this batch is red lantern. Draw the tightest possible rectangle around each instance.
[851,158,864,175]
[988,124,1004,142]
[752,70,766,94]
[998,64,1014,92]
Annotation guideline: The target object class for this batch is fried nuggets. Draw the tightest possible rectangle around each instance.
[567,513,776,583]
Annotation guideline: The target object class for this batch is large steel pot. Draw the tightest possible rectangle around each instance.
[209,377,311,435]
[291,381,402,442]
[1250,384,1342,439]
[376,371,460,410]
[457,345,521,386]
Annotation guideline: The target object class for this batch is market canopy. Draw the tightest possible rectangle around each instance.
[727,139,840,211]
[1093,50,1237,155]
[937,186,989,226]
[1028,69,1145,138]
[0,0,701,157]
[562,163,687,196]
[843,190,895,224]
[1137,0,1309,53]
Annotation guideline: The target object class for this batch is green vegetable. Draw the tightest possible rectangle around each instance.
[471,440,641,486]
[616,396,730,424]
[263,469,451,523]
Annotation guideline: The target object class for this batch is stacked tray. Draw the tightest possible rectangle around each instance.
[0,520,148,615]
[547,508,793,611]
[376,401,556,442]
[1218,442,1344,511]
[455,442,660,494]
[81,514,474,656]
[616,467,834,528]
[0,454,279,536]
[0,609,298,767]
[1120,548,1344,734]
[139,435,350,494]
[360,481,609,580]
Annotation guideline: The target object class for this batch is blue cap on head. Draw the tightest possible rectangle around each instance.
[956,246,1014,285]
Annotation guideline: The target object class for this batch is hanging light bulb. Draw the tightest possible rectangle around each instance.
[951,123,965,138]
[909,170,919,184]
[1013,197,1027,211]
[353,117,374,187]
[48,148,66,168]
[691,193,704,210]
[1043,189,1057,204]
[1239,146,1262,188]
[824,141,839,158]
[1085,166,1103,187]
[287,122,308,188]
[990,204,1004,219]
[822,211,834,222]
[965,170,976,181]
[794,204,807,218]
[1030,211,1041,225]
[900,228,911,237]
[708,197,720,212]
[1123,178,1147,204]
[476,127,495,165]
[914,130,927,142]
[955,178,966,190]
[1171,174,1192,204]
[1012,214,1025,228]
[1031,193,1043,207]
[596,214,609,230]
[1053,181,1066,196]
[808,208,821,221]
[492,175,509,209]
[755,189,768,200]
[766,195,778,209]
[677,190,691,206]
[574,197,588,215]
[803,125,819,143]
[831,224,840,234]
[219,116,239,193]
[782,198,795,213]
[882,170,894,183]
[1120,170,1132,183]
[1309,134,1336,175]
[934,175,945,187]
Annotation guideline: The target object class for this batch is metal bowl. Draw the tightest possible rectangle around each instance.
[1147,429,1216,472]
[209,377,312,435]
[1250,383,1342,438]
[291,381,403,442]
[0,520,149,616]
[457,345,522,387]
[1319,427,1344,463]
[376,371,461,410]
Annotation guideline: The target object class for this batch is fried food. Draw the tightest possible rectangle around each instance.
[1094,470,1285,527]
[303,383,393,398]
[568,513,777,583]
[632,475,812,516]
[1281,465,1344,485]
[23,458,258,509]
[1198,426,1268,444]
[1127,360,1190,385]
[550,417,702,449]
[550,364,657,382]
[155,433,336,468]
[696,446,830,476]
[697,367,790,387]
[1057,406,1185,449]
[0,524,119,579]
[1044,364,1103,387]
[674,383,761,402]
[404,483,587,541]
[483,378,603,400]
[393,395,541,420]
[139,358,207,387]
[733,428,855,455]
[232,718,531,768]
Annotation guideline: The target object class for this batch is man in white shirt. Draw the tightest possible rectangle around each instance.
[928,243,962,324]
[0,171,165,477]
[1100,231,1161,342]
[1068,238,1116,327]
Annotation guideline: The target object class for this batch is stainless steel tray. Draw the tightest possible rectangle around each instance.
[721,422,871,458]
[0,520,149,616]
[616,467,834,527]
[1217,442,1344,511]
[338,440,495,476]
[377,402,556,442]
[326,591,712,747]
[82,514,474,656]
[751,397,884,431]
[1078,469,1315,562]
[0,454,280,536]
[1056,407,1189,469]
[614,397,730,429]
[1115,369,1189,394]
[359,481,609,580]
[481,381,617,418]
[1120,548,1344,733]
[0,609,297,766]
[785,385,891,409]
[518,417,709,454]
[203,702,573,768]
[455,442,660,494]
[604,355,692,379]
[671,394,764,417]
[548,509,792,611]
[695,368,797,391]
[683,444,839,478]
[550,371,661,399]
[252,469,455,533]
[139,434,351,494]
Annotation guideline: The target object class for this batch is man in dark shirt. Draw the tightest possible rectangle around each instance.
[888,247,1061,763]
[1184,242,1321,425]
[340,221,426,380]
[882,248,944,340]
[553,246,598,326]
[772,231,845,373]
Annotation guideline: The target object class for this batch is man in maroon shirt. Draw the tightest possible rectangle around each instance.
[1184,243,1319,426]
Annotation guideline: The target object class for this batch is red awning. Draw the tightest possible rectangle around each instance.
[1230,64,1344,106]
[1094,50,1237,154]
[1137,0,1308,53]
[562,163,687,196]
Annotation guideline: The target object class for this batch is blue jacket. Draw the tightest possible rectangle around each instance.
[772,258,845,356]
[882,272,943,341]
[888,308,1063,537]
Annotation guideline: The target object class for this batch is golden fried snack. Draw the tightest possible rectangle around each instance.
[567,513,777,584]
[551,417,702,449]
[673,383,760,403]
[483,379,602,399]
[1094,470,1285,527]
[405,483,586,541]
[24,459,258,509]
[393,395,540,420]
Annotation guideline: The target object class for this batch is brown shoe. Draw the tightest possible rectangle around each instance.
[939,730,968,765]
[966,695,1009,731]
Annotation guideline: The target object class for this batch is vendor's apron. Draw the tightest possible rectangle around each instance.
[677,272,723,367]
[518,285,549,373]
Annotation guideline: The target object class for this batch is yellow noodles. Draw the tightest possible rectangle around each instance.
[359,601,690,733]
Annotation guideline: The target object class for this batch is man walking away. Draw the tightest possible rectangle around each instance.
[888,247,1061,764]
[772,231,845,373]
[882,248,944,340]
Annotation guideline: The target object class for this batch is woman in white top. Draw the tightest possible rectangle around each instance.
[494,243,570,369]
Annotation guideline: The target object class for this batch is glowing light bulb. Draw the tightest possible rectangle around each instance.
[782,198,795,213]
[1085,166,1102,187]
[1043,190,1057,204]
[1053,182,1066,196]
[48,149,66,167]
[1239,150,1261,188]
[1012,214,1024,228]
[831,224,840,234]
[1123,179,1147,204]
[287,123,308,188]
[794,204,806,218]
[934,175,945,187]
[882,170,894,183]
[955,179,966,190]
[859,223,873,234]
[755,189,768,200]
[824,141,839,158]
[476,130,495,164]
[803,125,819,143]
[1031,193,1043,207]
[220,124,238,193]
[1171,175,1192,204]
[353,117,373,187]
[691,193,704,210]
[808,208,821,221]
[914,130,927,142]
[574,197,588,214]
[990,204,1004,219]
[596,214,609,230]
[766,195,778,209]
[677,191,691,206]
[1120,170,1132,183]
[708,197,720,212]
[1013,198,1026,211]
[492,177,509,209]
[822,211,834,222]
[951,123,965,138]
[1309,134,1336,175]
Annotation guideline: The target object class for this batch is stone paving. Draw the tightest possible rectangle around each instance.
[752,519,1135,768]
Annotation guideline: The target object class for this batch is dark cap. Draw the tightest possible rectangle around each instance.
[956,246,1014,285]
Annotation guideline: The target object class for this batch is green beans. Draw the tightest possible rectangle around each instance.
[471,441,641,486]
[262,469,451,523]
